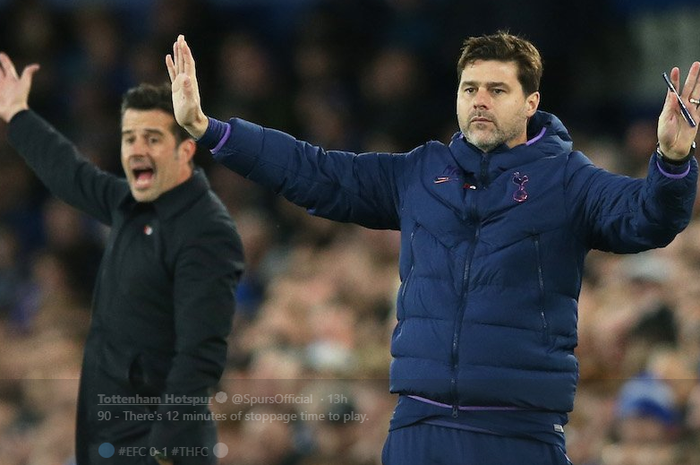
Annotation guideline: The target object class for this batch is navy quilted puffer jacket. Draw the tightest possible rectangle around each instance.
[210,111,696,413]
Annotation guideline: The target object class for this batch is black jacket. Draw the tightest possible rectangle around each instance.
[9,110,244,464]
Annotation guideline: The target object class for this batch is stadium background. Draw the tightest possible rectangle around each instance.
[1,0,700,463]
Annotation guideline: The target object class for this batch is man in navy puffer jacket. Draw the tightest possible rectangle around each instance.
[167,32,698,464]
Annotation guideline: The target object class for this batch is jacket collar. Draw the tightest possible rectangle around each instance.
[427,111,573,216]
[120,169,210,219]
[447,110,573,177]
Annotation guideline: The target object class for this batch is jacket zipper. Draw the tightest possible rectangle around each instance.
[533,235,548,343]
[400,225,419,308]
[450,154,487,417]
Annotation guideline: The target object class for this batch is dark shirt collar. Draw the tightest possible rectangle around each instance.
[120,169,210,219]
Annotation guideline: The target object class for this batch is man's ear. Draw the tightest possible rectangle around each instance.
[178,138,196,164]
[526,91,540,117]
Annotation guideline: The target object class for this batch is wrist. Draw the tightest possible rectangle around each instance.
[184,111,208,139]
[656,142,695,165]
[197,117,230,152]
[2,104,29,124]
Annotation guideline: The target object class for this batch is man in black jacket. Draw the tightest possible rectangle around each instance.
[0,52,244,465]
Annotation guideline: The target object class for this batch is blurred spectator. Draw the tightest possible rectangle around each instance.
[0,227,24,317]
[614,376,679,444]
[212,32,293,130]
[359,46,438,149]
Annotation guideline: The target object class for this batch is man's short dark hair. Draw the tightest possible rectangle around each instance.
[457,31,543,96]
[120,83,191,143]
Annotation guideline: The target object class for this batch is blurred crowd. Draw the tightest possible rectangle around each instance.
[2,0,700,464]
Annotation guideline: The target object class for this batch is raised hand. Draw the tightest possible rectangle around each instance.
[0,53,40,123]
[658,62,700,160]
[166,35,208,138]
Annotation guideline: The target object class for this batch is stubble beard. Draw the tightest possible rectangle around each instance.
[461,114,526,153]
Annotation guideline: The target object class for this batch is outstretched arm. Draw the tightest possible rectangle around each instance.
[0,52,39,123]
[165,35,208,139]
[0,52,126,225]
[658,62,700,159]
[165,35,407,230]
[564,64,700,252]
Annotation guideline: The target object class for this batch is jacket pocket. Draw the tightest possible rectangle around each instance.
[99,341,134,386]
[129,353,169,397]
[532,234,549,343]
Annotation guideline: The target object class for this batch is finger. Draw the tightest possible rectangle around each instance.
[663,67,683,117]
[173,38,180,74]
[661,72,676,110]
[173,39,180,76]
[670,67,681,93]
[681,61,700,98]
[663,86,675,110]
[660,91,677,128]
[165,54,176,82]
[687,61,700,116]
[0,52,19,79]
[182,37,196,78]
[176,39,182,75]
[177,35,185,75]
[20,64,40,85]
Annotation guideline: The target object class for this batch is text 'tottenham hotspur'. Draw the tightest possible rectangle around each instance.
[97,393,315,406]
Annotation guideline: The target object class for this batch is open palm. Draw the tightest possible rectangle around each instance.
[0,52,40,123]
[657,63,700,159]
[166,35,208,138]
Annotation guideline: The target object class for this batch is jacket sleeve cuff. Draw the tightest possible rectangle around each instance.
[197,117,231,153]
[8,108,31,126]
[655,153,692,179]
[210,118,266,176]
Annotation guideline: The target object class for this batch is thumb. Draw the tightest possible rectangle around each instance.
[20,64,40,86]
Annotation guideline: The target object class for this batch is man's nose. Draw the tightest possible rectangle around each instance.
[473,88,491,108]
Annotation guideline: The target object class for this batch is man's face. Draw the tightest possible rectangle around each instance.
[121,109,193,202]
[456,60,539,153]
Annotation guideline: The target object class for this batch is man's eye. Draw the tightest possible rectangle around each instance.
[464,88,475,94]
[493,89,505,94]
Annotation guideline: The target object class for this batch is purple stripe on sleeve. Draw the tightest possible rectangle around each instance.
[656,159,691,179]
[211,123,232,155]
